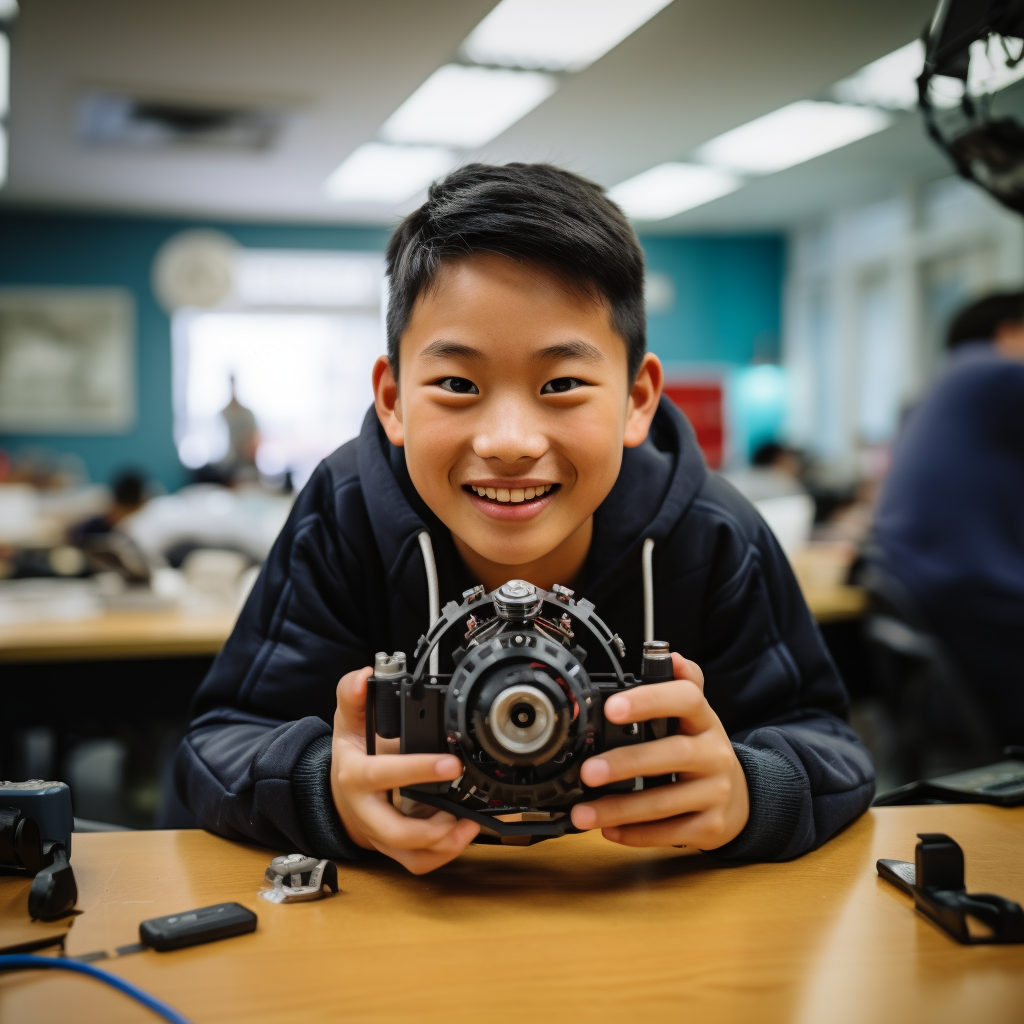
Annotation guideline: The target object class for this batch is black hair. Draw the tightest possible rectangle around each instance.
[112,469,146,507]
[751,442,786,467]
[946,291,1024,348]
[385,162,646,380]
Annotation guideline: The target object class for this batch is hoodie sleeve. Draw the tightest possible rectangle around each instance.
[173,458,375,860]
[689,484,876,863]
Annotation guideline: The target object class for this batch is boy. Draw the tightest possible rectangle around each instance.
[176,163,874,874]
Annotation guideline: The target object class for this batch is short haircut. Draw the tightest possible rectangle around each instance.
[385,162,646,380]
[946,291,1024,348]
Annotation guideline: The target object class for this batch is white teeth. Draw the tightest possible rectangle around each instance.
[471,483,555,502]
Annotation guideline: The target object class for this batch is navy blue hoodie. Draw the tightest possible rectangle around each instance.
[176,398,874,862]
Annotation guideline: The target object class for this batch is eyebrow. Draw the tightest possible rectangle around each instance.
[418,338,605,362]
[420,340,483,360]
[534,340,605,363]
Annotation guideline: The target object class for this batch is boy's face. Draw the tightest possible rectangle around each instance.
[373,254,662,573]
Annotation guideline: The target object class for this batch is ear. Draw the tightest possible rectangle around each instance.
[623,352,663,448]
[372,355,405,447]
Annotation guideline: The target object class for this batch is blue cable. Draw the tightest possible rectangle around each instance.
[0,954,193,1024]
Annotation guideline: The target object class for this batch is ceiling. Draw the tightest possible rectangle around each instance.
[1,0,945,229]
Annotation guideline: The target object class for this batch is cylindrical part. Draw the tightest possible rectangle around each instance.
[641,640,673,683]
[372,651,405,739]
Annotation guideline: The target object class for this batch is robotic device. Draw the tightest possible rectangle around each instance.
[367,579,676,845]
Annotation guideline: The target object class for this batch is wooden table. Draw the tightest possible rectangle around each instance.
[2,805,1021,1024]
[0,610,238,662]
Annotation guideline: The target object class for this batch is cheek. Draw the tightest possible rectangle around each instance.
[402,402,464,496]
[560,400,626,488]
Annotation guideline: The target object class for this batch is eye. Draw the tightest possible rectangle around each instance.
[434,377,479,395]
[540,377,589,395]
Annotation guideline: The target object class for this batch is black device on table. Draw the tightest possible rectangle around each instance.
[0,780,77,921]
[367,579,676,844]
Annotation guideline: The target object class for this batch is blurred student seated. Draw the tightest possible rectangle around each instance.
[68,469,147,546]
[873,291,1024,745]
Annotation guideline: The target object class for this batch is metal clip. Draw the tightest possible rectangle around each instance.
[552,584,574,602]
[463,585,486,603]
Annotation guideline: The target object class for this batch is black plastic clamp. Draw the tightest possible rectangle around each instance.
[877,832,1024,944]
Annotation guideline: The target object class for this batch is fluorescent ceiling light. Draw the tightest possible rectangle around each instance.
[0,33,8,118]
[324,143,456,204]
[609,163,741,220]
[833,40,924,110]
[379,64,556,148]
[462,0,674,72]
[0,1,18,20]
[696,101,892,175]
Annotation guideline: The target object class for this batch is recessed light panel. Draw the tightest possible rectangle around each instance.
[379,64,556,149]
[696,101,892,175]
[0,33,8,118]
[462,0,674,72]
[832,41,924,110]
[324,143,456,204]
[609,163,741,220]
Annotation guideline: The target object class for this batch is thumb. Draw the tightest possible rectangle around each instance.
[672,652,705,692]
[335,666,373,735]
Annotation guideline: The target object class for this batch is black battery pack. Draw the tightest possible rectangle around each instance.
[139,902,257,951]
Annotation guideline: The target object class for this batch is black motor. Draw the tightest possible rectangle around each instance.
[367,579,675,844]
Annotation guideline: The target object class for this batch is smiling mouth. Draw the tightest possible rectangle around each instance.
[463,483,559,505]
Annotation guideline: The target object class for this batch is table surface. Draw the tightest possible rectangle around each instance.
[1,805,1021,1024]
[0,545,865,662]
[0,609,239,662]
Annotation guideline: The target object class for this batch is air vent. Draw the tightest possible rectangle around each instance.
[77,90,286,150]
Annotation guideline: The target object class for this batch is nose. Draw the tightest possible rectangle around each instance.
[472,391,548,463]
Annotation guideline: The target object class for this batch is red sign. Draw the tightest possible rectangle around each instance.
[663,381,724,469]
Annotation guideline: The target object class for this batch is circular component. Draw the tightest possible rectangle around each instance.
[488,685,554,757]
[493,579,543,621]
[471,665,571,768]
[152,229,237,312]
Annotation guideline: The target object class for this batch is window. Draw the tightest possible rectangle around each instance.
[171,249,386,489]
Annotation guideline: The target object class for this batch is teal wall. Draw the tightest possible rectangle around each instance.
[643,234,783,367]
[0,210,783,489]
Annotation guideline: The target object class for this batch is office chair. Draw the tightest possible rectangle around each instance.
[855,550,999,785]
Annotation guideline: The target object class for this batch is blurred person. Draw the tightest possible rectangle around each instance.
[69,469,147,545]
[218,374,259,483]
[872,291,1024,744]
[722,442,807,502]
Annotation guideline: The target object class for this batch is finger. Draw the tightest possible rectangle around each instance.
[378,818,481,875]
[579,732,731,786]
[341,750,464,792]
[570,775,728,830]
[335,667,373,734]
[672,652,704,690]
[357,797,471,851]
[603,679,716,734]
[602,808,726,849]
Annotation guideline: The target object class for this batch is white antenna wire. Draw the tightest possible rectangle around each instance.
[418,531,440,677]
[642,538,655,642]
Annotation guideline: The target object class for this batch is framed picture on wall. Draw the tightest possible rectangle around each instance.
[0,288,136,433]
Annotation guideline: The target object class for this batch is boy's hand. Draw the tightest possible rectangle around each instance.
[330,668,480,874]
[570,654,749,850]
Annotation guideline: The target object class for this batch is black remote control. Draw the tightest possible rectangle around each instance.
[139,902,257,951]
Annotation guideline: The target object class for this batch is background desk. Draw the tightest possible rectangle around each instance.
[0,555,865,665]
[1,804,1021,1024]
